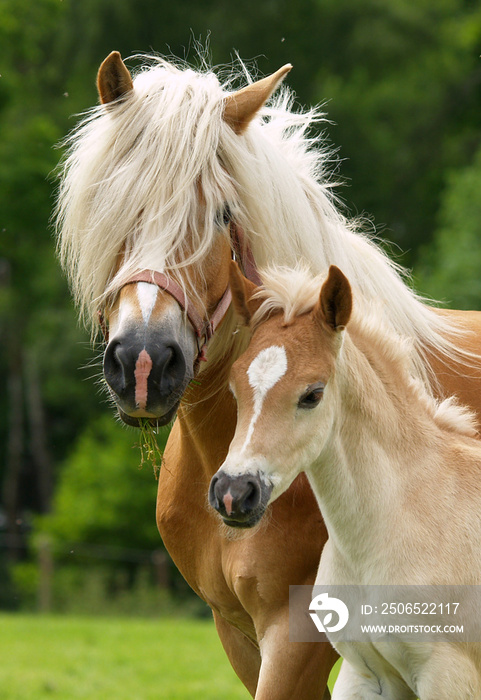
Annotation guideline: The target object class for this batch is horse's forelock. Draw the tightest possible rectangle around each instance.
[56,58,237,329]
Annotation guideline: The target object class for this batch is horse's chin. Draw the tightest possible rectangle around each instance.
[117,403,179,428]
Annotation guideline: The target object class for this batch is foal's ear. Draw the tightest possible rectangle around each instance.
[316,265,352,332]
[223,64,292,135]
[229,261,259,325]
[97,51,134,105]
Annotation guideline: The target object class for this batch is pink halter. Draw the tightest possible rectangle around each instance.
[98,224,260,368]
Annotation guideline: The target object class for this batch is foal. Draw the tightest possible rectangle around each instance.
[210,262,481,699]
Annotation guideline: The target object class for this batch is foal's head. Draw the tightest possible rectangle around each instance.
[209,263,352,527]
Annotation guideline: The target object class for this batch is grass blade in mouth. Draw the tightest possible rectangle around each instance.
[137,419,164,478]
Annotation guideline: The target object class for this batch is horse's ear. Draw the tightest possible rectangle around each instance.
[97,51,133,105]
[316,265,352,332]
[223,64,292,135]
[229,261,260,325]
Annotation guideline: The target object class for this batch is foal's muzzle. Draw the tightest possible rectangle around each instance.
[209,471,273,528]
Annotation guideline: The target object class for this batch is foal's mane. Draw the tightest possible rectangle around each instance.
[254,265,479,439]
[55,54,474,387]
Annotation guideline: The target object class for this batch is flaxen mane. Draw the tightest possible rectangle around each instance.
[55,55,473,386]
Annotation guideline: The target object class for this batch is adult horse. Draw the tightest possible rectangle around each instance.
[56,51,481,699]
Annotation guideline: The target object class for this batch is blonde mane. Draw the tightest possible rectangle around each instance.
[55,54,473,387]
[252,265,326,325]
[253,264,479,439]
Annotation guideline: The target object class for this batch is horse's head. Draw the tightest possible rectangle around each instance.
[209,263,352,527]
[88,52,292,426]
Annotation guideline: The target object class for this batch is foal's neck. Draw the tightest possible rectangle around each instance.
[308,331,447,574]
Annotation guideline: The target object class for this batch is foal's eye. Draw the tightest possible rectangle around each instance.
[298,382,325,409]
[215,204,232,229]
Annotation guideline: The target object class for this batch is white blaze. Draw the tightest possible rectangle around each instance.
[241,345,288,453]
[136,282,158,324]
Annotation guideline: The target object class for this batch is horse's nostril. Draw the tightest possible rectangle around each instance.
[103,340,126,392]
[242,481,261,512]
[161,347,175,379]
[156,344,186,393]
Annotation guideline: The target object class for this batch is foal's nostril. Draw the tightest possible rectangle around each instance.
[208,475,220,510]
[242,480,261,512]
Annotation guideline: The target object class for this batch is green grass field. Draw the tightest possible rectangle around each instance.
[0,614,248,699]
[0,614,340,699]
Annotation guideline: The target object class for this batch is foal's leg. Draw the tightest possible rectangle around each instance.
[332,660,415,700]
[254,608,337,700]
[415,644,481,700]
[213,611,261,697]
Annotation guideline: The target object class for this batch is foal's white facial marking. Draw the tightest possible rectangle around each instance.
[241,345,288,454]
[136,282,158,324]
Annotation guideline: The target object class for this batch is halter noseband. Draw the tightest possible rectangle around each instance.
[98,224,260,368]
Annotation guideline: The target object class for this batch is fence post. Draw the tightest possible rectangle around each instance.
[37,535,53,613]
[152,549,169,589]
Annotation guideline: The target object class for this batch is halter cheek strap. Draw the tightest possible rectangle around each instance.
[230,224,262,286]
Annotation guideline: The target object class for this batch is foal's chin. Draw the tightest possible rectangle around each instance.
[220,510,266,530]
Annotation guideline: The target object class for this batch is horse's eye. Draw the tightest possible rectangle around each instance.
[223,205,232,226]
[215,204,232,229]
[298,382,325,409]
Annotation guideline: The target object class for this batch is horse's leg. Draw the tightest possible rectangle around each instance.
[213,611,261,697]
[254,610,337,700]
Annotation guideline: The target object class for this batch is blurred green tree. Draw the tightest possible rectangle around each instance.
[308,0,481,257]
[37,416,165,550]
[416,144,481,308]
[0,0,107,558]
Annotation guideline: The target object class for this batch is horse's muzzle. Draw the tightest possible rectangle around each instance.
[103,331,190,425]
[208,471,273,528]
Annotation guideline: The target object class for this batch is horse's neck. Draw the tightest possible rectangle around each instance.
[176,316,247,480]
